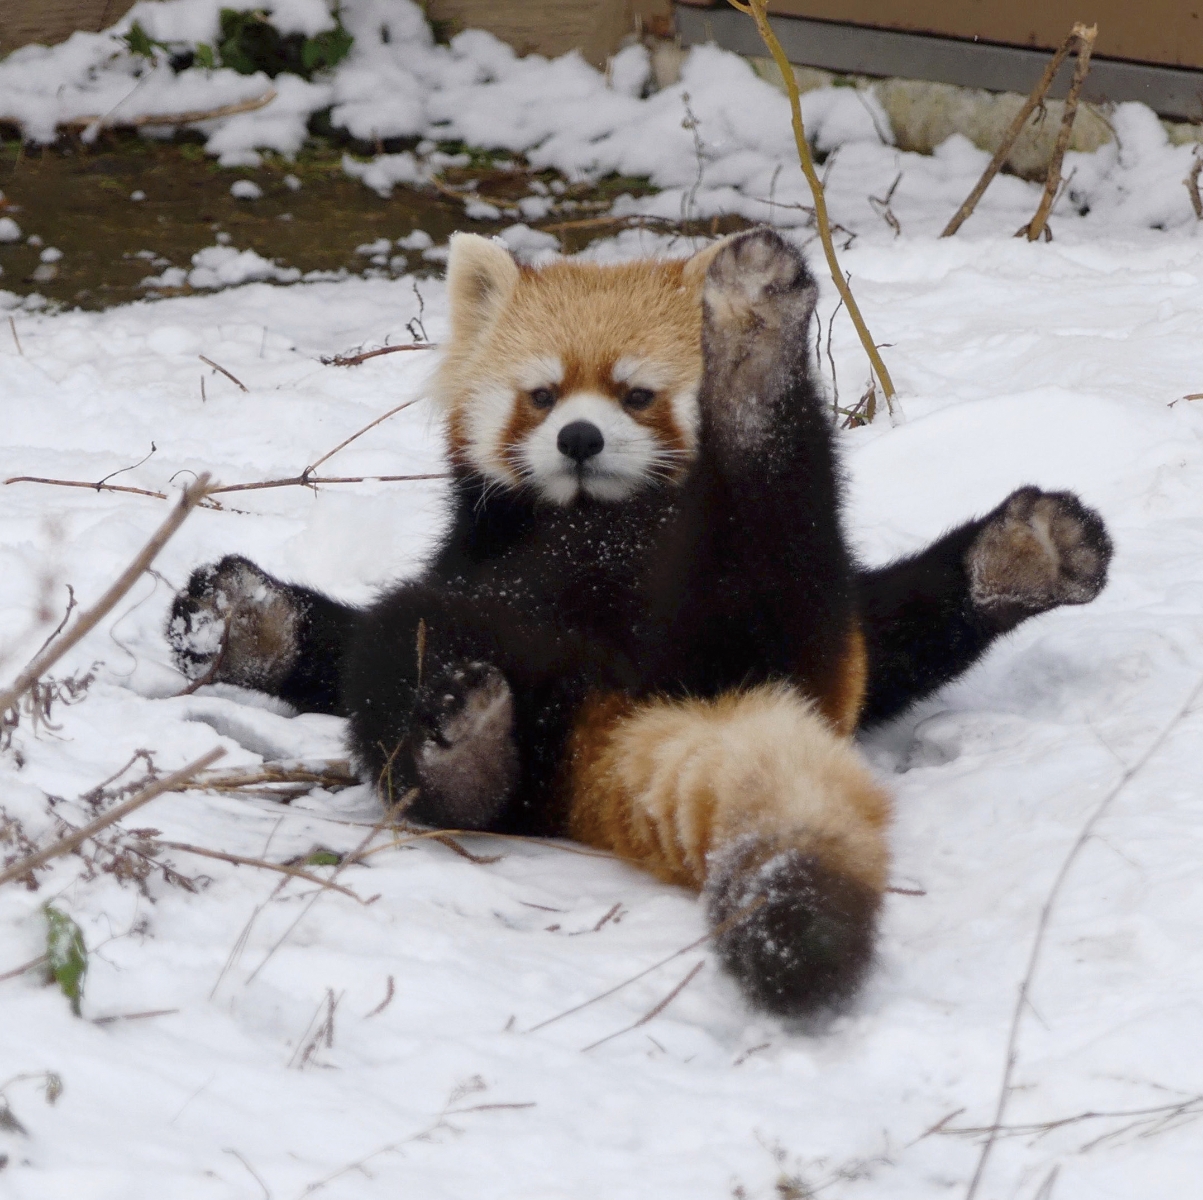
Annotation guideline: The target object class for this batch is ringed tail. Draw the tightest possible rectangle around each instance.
[564,684,891,1017]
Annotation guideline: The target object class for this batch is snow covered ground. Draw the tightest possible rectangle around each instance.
[4,4,1203,1198]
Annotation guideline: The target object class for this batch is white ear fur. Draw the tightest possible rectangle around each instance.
[446,233,521,344]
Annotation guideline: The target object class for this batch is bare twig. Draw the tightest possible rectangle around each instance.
[199,355,248,393]
[320,343,434,367]
[205,472,448,496]
[527,896,765,1033]
[1186,150,1203,220]
[8,315,21,356]
[183,760,359,793]
[581,960,704,1051]
[364,975,395,1017]
[155,841,368,902]
[92,1008,179,1025]
[727,0,896,407]
[868,171,903,237]
[963,669,1203,1200]
[244,813,394,984]
[5,476,169,500]
[942,26,1090,238]
[304,398,422,475]
[60,89,276,132]
[1021,25,1097,242]
[943,1094,1203,1144]
[0,747,225,889]
[0,954,48,983]
[223,1147,272,1200]
[0,475,212,717]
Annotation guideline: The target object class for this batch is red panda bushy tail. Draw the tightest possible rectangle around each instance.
[565,684,891,1017]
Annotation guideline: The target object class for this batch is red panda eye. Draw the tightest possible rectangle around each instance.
[624,387,655,411]
[529,387,556,409]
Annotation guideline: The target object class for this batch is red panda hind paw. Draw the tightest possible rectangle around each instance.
[967,487,1113,625]
[166,555,303,692]
[705,836,880,1019]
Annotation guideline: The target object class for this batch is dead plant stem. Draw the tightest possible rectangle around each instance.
[963,669,1203,1200]
[942,25,1085,238]
[1022,25,1097,242]
[0,747,225,889]
[727,0,896,407]
[0,475,212,717]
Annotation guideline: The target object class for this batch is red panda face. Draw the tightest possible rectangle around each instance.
[435,235,724,506]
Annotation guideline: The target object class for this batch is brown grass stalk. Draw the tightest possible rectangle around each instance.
[61,89,277,132]
[727,0,896,407]
[1186,152,1203,220]
[962,667,1203,1200]
[581,960,704,1051]
[198,355,249,393]
[155,841,368,901]
[0,475,212,717]
[0,747,225,889]
[527,896,765,1034]
[320,343,435,367]
[942,25,1093,238]
[1021,25,1097,242]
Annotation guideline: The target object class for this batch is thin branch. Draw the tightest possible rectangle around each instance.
[1186,151,1203,220]
[320,343,435,367]
[182,761,359,793]
[963,669,1203,1200]
[60,89,276,132]
[244,812,394,984]
[581,960,704,1051]
[0,475,212,717]
[942,26,1087,237]
[1022,26,1097,242]
[526,896,765,1033]
[4,476,169,500]
[727,0,896,407]
[155,841,369,902]
[304,398,422,475]
[199,355,248,393]
[92,1008,179,1025]
[8,315,21,356]
[0,747,225,889]
[0,954,48,983]
[206,472,448,496]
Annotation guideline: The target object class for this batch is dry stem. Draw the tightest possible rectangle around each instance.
[727,0,896,407]
[155,841,368,901]
[0,475,212,717]
[527,896,765,1033]
[60,89,276,132]
[320,342,435,367]
[199,355,248,393]
[942,26,1091,238]
[1021,25,1097,242]
[963,668,1203,1200]
[581,960,705,1051]
[1186,151,1203,220]
[0,747,225,889]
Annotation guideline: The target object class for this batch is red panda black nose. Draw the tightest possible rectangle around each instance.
[557,420,605,464]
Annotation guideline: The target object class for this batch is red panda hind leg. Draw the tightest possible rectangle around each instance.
[566,685,890,1017]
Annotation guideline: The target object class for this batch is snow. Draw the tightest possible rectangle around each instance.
[3,2,1203,1197]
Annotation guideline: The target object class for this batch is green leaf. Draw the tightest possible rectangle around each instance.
[304,849,342,867]
[122,20,171,61]
[44,906,87,1018]
[194,42,217,70]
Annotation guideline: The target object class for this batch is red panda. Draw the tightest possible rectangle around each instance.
[168,230,1112,1017]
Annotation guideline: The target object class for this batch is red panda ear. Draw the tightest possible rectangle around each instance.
[681,234,739,290]
[446,234,521,345]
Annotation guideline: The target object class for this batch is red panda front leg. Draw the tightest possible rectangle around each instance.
[565,686,890,1017]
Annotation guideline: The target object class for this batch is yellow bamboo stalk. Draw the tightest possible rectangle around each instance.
[727,0,896,407]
